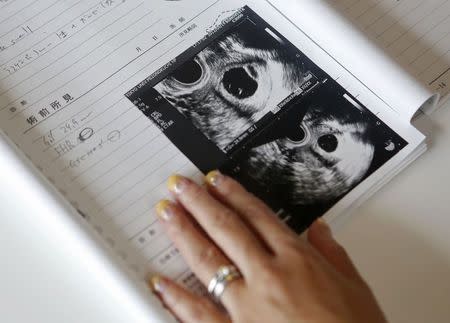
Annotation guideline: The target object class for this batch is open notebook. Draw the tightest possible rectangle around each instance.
[0,0,448,321]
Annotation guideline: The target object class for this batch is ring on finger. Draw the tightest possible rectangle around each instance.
[208,265,242,302]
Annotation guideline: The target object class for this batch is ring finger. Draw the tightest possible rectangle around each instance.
[155,200,244,307]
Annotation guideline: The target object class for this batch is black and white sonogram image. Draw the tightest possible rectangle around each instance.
[126,7,408,232]
[228,84,404,226]
[154,18,315,152]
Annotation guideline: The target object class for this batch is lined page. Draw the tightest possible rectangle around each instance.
[269,0,436,120]
[0,0,216,287]
[329,0,450,102]
[0,0,425,296]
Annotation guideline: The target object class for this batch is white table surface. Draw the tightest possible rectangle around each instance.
[1,100,449,323]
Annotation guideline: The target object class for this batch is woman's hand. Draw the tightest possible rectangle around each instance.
[149,171,387,323]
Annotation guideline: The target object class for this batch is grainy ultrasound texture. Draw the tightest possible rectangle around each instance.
[241,104,375,206]
[154,30,307,150]
[126,8,407,227]
[154,25,376,206]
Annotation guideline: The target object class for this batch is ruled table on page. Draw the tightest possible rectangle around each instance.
[329,0,450,100]
[0,0,217,288]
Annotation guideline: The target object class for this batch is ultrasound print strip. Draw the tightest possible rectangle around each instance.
[126,6,408,233]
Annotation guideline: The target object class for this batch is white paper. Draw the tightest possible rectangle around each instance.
[0,0,217,293]
[0,1,427,320]
[0,132,177,323]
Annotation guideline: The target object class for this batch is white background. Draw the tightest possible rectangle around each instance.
[0,101,449,323]
[336,100,450,323]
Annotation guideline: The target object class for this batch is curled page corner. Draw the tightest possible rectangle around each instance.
[412,93,441,122]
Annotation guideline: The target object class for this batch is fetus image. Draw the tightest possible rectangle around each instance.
[240,104,376,206]
[124,5,407,225]
[154,22,309,150]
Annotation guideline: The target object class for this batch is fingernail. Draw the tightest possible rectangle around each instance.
[167,174,188,194]
[155,200,175,221]
[149,275,166,294]
[205,170,224,187]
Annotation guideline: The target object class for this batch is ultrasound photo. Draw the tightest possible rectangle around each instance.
[224,84,405,226]
[154,18,316,152]
[126,6,408,232]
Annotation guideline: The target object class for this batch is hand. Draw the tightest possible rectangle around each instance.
[149,171,387,323]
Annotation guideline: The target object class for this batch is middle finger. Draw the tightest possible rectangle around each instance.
[167,175,269,276]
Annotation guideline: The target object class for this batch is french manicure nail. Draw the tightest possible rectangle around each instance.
[150,275,165,294]
[155,200,174,221]
[206,170,224,187]
[167,174,187,194]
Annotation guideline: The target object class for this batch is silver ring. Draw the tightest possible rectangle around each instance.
[208,265,242,301]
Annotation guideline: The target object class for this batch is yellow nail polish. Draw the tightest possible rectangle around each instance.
[167,174,185,194]
[150,275,165,293]
[206,170,223,187]
[155,200,173,221]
